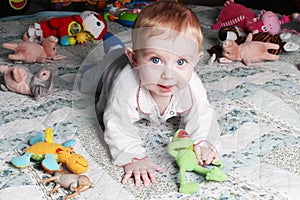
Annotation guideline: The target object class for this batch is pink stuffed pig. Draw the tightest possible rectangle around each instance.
[256,11,291,35]
[222,33,280,66]
[2,36,66,63]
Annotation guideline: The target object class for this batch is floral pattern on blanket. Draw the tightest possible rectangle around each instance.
[0,6,300,200]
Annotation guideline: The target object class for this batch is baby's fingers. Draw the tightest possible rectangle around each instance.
[153,164,164,172]
[204,153,219,165]
[133,172,142,187]
[148,171,157,184]
[121,171,133,185]
[141,172,151,187]
[211,154,220,165]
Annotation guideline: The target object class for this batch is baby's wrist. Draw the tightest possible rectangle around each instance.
[194,140,218,153]
[123,156,148,166]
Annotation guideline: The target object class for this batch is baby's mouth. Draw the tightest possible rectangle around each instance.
[158,84,173,92]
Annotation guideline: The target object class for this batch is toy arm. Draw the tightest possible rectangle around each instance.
[49,55,67,61]
[245,33,253,42]
[167,138,194,158]
[242,57,252,66]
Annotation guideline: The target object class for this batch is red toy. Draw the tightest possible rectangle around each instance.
[25,11,107,42]
[211,0,256,32]
[211,0,291,35]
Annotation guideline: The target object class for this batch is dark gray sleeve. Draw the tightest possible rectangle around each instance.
[79,48,127,94]
[92,48,129,129]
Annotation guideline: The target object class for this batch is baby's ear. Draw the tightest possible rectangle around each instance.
[195,51,204,64]
[125,47,138,67]
[198,51,204,59]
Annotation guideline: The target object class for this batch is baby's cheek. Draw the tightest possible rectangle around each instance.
[175,71,192,88]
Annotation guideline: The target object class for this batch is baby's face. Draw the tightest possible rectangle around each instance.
[130,28,201,99]
[135,47,195,99]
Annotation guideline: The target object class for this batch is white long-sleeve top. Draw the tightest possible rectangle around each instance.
[103,64,221,166]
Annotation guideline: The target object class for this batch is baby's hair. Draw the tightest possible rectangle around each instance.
[132,1,203,52]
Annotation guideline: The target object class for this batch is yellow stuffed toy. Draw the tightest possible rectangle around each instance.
[11,127,88,174]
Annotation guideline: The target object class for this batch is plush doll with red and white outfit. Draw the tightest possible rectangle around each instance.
[25,11,107,42]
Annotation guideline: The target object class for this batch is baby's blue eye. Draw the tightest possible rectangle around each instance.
[151,57,161,64]
[177,59,186,66]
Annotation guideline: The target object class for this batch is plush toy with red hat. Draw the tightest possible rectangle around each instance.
[25,11,107,42]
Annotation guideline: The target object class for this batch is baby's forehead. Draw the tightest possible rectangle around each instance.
[137,48,193,60]
[132,28,198,46]
[132,28,199,64]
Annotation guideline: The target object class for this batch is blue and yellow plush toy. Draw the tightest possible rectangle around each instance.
[11,127,88,174]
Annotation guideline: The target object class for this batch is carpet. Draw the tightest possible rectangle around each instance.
[0,5,300,200]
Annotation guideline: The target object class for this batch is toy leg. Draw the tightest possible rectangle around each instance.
[8,54,26,62]
[265,43,280,50]
[265,53,279,61]
[42,176,58,183]
[11,152,32,168]
[48,183,61,195]
[29,134,45,145]
[41,154,60,172]
[193,165,210,175]
[64,186,90,200]
[2,43,18,51]
[205,166,228,182]
[178,167,199,194]
[62,139,76,148]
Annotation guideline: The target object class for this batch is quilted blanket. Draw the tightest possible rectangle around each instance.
[0,5,299,200]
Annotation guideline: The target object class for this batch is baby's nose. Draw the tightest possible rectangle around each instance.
[161,66,174,79]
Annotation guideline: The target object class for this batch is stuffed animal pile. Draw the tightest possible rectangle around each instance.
[25,11,107,43]
[210,0,299,66]
[0,11,108,99]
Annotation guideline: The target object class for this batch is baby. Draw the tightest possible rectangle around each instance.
[92,1,222,187]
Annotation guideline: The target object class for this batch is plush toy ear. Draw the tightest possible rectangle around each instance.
[12,67,23,83]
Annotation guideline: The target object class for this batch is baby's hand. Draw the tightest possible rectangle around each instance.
[122,159,164,187]
[194,141,220,166]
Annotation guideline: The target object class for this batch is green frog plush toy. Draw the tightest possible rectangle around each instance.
[168,129,227,194]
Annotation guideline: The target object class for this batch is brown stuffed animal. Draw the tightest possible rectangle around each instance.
[42,171,95,200]
[222,33,280,66]
[2,36,66,63]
